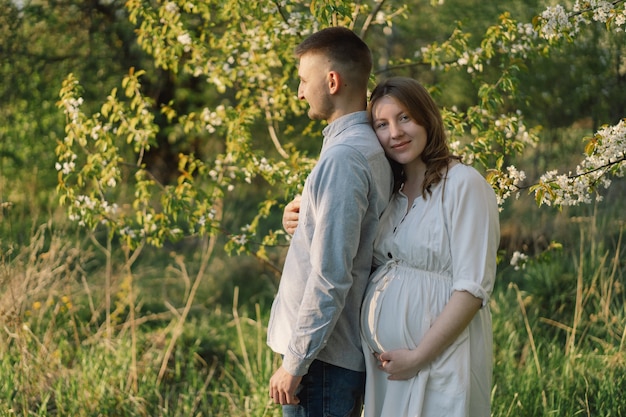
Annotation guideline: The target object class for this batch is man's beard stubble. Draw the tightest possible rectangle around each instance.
[307,92,335,121]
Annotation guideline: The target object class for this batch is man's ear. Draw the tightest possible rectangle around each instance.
[328,71,341,95]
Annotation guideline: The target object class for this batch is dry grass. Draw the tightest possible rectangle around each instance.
[0,222,88,329]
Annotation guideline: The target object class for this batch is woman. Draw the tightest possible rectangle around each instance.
[360,77,499,417]
[282,77,499,416]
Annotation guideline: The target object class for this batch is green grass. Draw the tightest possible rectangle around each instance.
[0,208,625,416]
[492,209,626,417]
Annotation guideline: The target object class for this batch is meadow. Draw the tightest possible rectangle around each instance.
[1,171,624,416]
[2,0,625,415]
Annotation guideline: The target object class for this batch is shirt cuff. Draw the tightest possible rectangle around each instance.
[282,350,314,377]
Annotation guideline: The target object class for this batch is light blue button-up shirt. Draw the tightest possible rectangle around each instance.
[267,111,393,376]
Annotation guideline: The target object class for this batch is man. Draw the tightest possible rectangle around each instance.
[267,27,393,416]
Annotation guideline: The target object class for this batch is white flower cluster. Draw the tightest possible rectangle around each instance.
[616,8,626,27]
[449,22,539,72]
[164,2,178,14]
[207,155,238,192]
[201,105,225,134]
[196,208,217,229]
[538,0,626,40]
[492,165,528,207]
[55,153,77,175]
[234,234,247,245]
[538,4,574,40]
[211,6,305,87]
[274,11,310,37]
[69,195,118,227]
[142,213,159,234]
[254,156,273,176]
[177,33,192,52]
[537,119,626,206]
[494,112,535,145]
[208,161,221,182]
[160,2,195,54]
[507,165,527,197]
[120,226,137,239]
[62,96,84,123]
[499,23,539,59]
[455,49,484,73]
[510,250,529,270]
[575,0,625,27]
[447,139,462,154]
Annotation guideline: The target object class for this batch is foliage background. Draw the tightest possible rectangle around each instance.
[1,0,625,415]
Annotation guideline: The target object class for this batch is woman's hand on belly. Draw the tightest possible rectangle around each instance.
[377,349,424,380]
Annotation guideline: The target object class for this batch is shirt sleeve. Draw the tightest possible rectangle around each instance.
[446,166,500,306]
[282,144,371,376]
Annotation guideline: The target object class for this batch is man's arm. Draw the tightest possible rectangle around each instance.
[271,146,371,401]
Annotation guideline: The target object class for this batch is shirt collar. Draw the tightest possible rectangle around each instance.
[322,111,369,147]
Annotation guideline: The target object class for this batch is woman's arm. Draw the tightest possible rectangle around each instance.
[377,290,482,380]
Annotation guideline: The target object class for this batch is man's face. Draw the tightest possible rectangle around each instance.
[297,53,334,121]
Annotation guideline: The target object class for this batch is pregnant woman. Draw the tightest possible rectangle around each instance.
[360,77,500,417]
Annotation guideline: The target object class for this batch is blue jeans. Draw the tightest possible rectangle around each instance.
[282,360,365,417]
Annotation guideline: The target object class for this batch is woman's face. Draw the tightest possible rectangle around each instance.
[371,95,427,166]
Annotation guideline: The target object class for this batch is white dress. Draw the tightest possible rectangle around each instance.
[361,164,500,417]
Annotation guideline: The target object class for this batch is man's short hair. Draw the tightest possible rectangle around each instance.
[295,27,372,89]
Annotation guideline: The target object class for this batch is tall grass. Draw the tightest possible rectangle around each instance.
[492,211,625,417]
[0,223,281,416]
[0,209,624,416]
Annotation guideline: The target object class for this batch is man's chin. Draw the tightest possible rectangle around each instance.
[307,110,328,121]
[307,110,321,120]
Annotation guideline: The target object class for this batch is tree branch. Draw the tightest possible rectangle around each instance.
[360,0,386,39]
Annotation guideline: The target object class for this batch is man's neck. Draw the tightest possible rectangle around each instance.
[327,104,366,124]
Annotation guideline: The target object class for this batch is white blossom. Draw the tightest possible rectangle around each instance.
[164,2,179,14]
[535,120,625,206]
[510,251,528,270]
[234,234,247,245]
[538,5,571,40]
[55,161,76,175]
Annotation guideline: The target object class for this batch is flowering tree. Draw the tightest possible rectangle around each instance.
[530,0,626,205]
[55,0,625,260]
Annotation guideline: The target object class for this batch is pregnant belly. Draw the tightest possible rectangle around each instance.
[361,265,452,354]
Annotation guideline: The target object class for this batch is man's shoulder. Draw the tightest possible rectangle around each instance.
[330,125,384,159]
[322,137,384,167]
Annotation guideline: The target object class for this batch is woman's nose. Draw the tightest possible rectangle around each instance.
[389,123,403,139]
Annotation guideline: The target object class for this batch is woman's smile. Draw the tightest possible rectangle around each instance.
[390,140,412,150]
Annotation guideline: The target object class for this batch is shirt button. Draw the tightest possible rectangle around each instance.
[387,252,393,259]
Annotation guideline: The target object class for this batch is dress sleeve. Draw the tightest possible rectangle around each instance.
[446,166,500,306]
